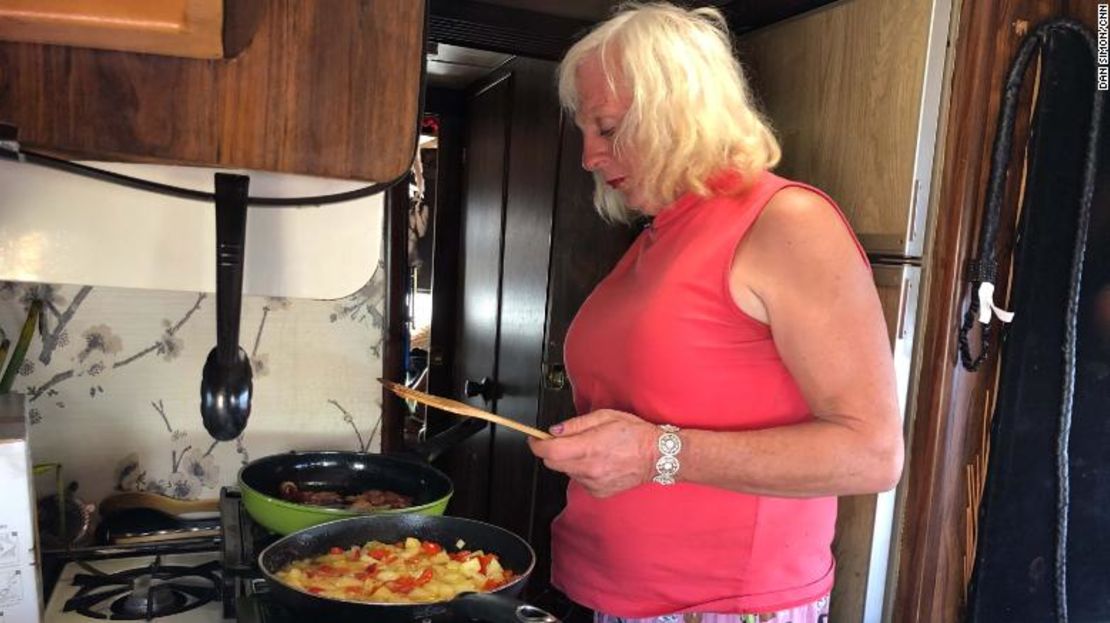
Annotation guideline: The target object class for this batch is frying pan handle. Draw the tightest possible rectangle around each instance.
[411,418,487,463]
[450,592,561,623]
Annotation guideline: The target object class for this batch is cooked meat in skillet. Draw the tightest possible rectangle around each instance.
[278,481,414,510]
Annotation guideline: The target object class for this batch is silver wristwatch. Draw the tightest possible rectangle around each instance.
[652,424,682,485]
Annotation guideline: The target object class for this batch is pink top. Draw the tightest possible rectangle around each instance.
[552,171,860,616]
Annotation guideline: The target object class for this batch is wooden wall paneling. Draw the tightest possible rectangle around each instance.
[738,0,933,255]
[486,57,563,541]
[222,1,266,59]
[889,1,1086,621]
[0,0,423,182]
[435,74,513,522]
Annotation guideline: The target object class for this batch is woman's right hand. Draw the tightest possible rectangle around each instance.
[527,409,659,498]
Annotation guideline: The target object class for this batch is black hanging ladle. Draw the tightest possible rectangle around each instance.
[200,173,253,440]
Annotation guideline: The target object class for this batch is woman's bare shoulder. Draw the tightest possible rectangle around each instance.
[731,184,870,315]
[756,185,843,235]
[740,185,860,262]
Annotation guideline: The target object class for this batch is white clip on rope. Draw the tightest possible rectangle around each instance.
[977,281,1015,325]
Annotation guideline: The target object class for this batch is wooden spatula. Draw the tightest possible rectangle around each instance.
[379,378,553,440]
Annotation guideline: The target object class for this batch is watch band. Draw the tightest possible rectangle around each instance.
[653,424,682,485]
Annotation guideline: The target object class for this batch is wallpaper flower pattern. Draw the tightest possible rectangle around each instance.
[0,264,386,505]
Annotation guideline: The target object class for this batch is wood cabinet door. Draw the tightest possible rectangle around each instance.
[738,0,951,256]
[0,1,423,181]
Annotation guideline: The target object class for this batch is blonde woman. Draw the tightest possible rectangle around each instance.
[527,3,903,622]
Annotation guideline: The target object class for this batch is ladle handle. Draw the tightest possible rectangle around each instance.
[214,173,249,365]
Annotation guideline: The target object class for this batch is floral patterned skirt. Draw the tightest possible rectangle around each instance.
[593,594,830,623]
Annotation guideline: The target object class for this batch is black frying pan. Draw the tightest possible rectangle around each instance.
[258,514,560,623]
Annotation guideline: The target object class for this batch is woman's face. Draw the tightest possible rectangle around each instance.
[574,54,658,214]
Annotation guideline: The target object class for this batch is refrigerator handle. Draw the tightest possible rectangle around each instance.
[908,178,921,246]
[896,275,911,340]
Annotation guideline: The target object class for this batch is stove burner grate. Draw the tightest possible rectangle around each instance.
[62,556,221,620]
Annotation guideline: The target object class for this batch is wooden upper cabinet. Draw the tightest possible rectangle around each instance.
[0,0,424,182]
[739,0,951,256]
[0,0,254,59]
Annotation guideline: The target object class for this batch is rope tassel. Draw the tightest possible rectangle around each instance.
[976,282,1015,325]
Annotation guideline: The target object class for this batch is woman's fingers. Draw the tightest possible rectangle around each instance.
[528,410,659,497]
[549,409,619,436]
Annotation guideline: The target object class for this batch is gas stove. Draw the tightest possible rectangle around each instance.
[45,487,420,622]
[43,552,223,621]
[42,488,282,622]
[43,487,587,622]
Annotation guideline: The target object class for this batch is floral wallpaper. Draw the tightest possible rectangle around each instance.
[0,267,386,505]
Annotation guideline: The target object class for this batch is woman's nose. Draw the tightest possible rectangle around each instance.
[581,134,607,172]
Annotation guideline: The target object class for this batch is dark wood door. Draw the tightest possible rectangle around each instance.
[528,110,640,604]
[441,73,512,521]
[486,58,564,540]
[434,56,636,617]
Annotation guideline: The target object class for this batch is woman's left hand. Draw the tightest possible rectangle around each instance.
[527,409,659,498]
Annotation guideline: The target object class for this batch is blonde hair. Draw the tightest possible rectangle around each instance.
[558,2,781,223]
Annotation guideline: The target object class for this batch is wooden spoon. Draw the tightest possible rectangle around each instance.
[379,379,552,440]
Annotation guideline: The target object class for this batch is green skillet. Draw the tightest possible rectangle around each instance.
[238,450,453,535]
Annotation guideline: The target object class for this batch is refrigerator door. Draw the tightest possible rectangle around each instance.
[737,0,951,258]
[831,262,920,623]
[0,394,44,623]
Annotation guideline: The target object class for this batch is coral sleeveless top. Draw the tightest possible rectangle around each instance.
[553,171,853,617]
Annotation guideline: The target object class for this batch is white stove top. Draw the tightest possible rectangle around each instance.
[44,551,225,622]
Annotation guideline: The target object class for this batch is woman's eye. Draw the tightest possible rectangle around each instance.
[599,127,616,138]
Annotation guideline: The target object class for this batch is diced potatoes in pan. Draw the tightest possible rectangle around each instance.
[274,537,515,603]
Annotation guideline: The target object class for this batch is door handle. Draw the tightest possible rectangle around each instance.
[464,377,499,402]
[542,363,567,391]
